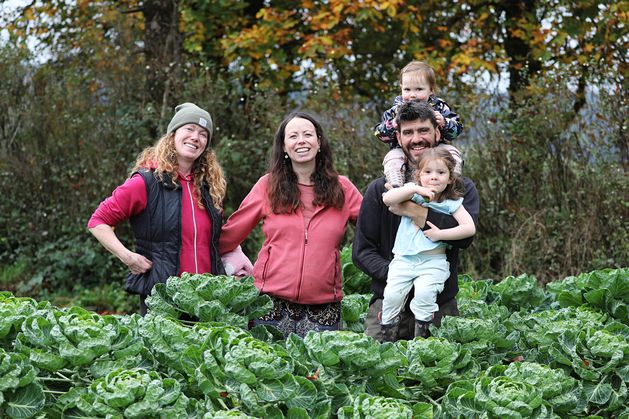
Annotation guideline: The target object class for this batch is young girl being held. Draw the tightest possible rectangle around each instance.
[378,148,476,341]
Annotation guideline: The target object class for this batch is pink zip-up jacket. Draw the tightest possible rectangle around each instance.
[220,174,363,304]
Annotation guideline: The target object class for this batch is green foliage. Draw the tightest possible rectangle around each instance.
[340,245,371,295]
[58,368,195,418]
[431,316,517,366]
[302,331,401,379]
[25,236,125,296]
[397,337,479,394]
[296,330,404,412]
[219,0,626,100]
[145,274,273,328]
[0,293,50,350]
[461,77,629,282]
[498,362,585,415]
[546,268,629,324]
[456,274,493,302]
[505,306,609,360]
[341,294,371,333]
[488,273,549,312]
[441,373,550,418]
[0,260,29,290]
[14,305,148,377]
[0,35,150,296]
[0,348,45,419]
[0,267,628,417]
[337,393,418,418]
[47,282,140,315]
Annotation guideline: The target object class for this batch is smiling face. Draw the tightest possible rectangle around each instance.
[418,157,452,196]
[396,118,441,164]
[400,72,433,102]
[174,123,208,165]
[283,117,320,165]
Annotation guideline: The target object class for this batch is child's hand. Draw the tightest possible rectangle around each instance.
[416,186,435,201]
[423,221,442,241]
[434,111,445,128]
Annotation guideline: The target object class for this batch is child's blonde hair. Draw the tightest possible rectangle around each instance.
[413,148,464,202]
[399,61,437,92]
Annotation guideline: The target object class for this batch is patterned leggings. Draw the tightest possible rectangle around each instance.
[253,296,341,338]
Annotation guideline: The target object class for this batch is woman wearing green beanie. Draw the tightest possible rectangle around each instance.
[88,103,227,314]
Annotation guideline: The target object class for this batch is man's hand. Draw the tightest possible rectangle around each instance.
[388,200,428,228]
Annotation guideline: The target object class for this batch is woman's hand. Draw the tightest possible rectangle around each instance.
[89,224,152,275]
[123,251,153,275]
[221,246,254,277]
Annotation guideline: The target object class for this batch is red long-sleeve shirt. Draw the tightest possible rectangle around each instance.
[88,173,213,275]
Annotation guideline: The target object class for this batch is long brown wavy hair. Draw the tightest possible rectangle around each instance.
[267,112,344,214]
[413,147,464,202]
[132,131,226,210]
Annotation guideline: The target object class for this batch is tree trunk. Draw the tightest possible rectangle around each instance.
[502,0,541,98]
[142,0,181,120]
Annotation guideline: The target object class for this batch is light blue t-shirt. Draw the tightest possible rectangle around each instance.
[392,187,463,256]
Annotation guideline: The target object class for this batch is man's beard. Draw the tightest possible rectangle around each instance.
[402,139,433,164]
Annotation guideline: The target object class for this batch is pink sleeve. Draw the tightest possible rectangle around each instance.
[87,174,148,228]
[341,176,363,224]
[219,176,268,253]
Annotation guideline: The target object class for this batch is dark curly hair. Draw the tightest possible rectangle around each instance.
[395,100,438,132]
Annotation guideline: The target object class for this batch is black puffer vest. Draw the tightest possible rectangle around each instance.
[124,169,225,296]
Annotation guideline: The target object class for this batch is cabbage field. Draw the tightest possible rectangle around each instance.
[0,259,627,418]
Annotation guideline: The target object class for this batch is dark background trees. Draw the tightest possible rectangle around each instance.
[0,0,626,308]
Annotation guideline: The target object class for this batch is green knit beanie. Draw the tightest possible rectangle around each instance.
[167,102,213,142]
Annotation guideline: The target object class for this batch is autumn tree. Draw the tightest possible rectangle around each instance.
[221,0,627,103]
[136,0,181,112]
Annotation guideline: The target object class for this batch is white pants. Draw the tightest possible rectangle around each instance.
[382,253,449,324]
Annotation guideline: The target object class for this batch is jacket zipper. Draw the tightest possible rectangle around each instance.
[297,204,330,302]
[184,180,199,273]
[296,222,309,301]
[297,205,321,301]
[261,247,271,292]
[333,251,339,300]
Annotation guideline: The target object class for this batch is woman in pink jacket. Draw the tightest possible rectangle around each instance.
[220,111,363,337]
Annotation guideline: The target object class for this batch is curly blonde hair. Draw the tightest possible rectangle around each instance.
[132,132,226,210]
